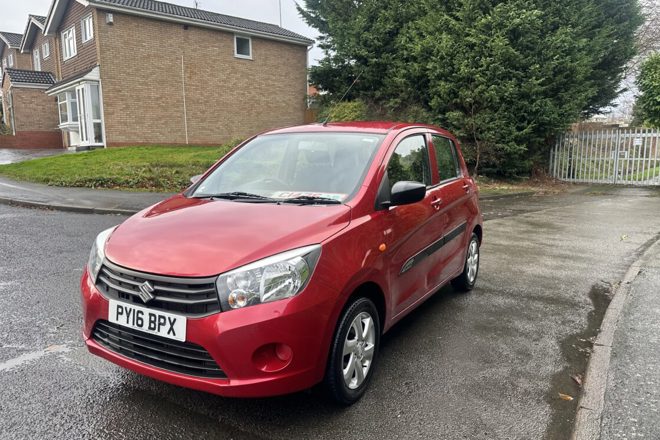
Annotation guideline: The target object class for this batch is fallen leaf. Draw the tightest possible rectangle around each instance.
[571,374,583,387]
[620,234,629,241]
[558,393,574,401]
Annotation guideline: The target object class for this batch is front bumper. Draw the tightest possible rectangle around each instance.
[80,268,335,398]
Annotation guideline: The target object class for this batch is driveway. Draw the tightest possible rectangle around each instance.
[0,187,659,439]
[0,148,65,165]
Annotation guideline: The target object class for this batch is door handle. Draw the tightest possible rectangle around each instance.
[431,198,443,210]
[462,184,471,193]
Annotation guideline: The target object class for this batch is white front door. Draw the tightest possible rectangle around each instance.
[76,85,89,145]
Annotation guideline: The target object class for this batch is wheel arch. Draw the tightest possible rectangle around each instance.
[473,224,483,244]
[317,278,388,378]
[346,282,387,333]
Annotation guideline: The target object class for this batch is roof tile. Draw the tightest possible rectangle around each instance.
[31,15,47,26]
[5,69,56,85]
[0,32,24,48]
[92,0,313,43]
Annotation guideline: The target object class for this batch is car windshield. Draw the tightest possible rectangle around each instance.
[191,132,385,202]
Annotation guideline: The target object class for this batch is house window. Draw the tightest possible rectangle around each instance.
[234,35,252,59]
[8,53,14,67]
[81,15,94,43]
[33,49,41,71]
[62,26,77,60]
[42,41,50,59]
[57,91,79,125]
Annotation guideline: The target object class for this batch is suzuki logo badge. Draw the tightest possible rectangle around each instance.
[138,281,156,303]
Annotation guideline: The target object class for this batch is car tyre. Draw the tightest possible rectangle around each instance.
[451,232,480,292]
[324,297,380,405]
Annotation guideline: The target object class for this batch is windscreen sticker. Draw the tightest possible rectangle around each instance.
[270,191,347,201]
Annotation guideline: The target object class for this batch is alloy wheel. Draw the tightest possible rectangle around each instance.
[342,311,376,390]
[467,239,479,284]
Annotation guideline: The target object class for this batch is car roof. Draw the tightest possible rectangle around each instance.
[265,121,454,136]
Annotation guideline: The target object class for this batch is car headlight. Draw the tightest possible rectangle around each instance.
[217,245,322,310]
[87,227,116,282]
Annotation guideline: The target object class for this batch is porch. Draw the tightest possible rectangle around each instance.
[47,66,105,150]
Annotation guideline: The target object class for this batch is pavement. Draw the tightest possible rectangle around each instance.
[0,176,172,215]
[0,148,66,165]
[600,242,660,439]
[1,186,659,439]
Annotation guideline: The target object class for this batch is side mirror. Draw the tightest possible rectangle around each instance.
[389,181,426,207]
[190,174,203,184]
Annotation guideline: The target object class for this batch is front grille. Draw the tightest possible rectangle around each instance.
[96,260,220,317]
[92,320,226,378]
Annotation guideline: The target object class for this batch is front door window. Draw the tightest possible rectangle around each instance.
[76,86,89,144]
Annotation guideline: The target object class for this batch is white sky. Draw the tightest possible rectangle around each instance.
[0,0,323,64]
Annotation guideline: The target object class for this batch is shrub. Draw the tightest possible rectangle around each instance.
[318,100,368,122]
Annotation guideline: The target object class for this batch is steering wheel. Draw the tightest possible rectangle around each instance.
[254,177,289,188]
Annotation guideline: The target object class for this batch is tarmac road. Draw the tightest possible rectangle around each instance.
[1,186,659,440]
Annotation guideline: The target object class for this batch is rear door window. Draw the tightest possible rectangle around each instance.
[387,135,432,189]
[432,135,461,182]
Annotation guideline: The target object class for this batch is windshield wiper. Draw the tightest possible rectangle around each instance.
[194,192,274,201]
[279,196,342,205]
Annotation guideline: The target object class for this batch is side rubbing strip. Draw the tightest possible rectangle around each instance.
[400,222,468,275]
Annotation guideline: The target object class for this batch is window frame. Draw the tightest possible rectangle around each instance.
[57,91,79,127]
[234,35,253,60]
[430,134,463,183]
[61,26,77,61]
[33,48,41,71]
[81,14,94,43]
[7,53,14,67]
[42,41,50,59]
[385,133,433,190]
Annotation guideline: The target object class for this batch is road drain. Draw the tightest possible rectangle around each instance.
[543,281,614,440]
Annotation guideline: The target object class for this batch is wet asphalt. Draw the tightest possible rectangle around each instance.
[1,186,659,440]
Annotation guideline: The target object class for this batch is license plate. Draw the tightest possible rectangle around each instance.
[108,300,187,342]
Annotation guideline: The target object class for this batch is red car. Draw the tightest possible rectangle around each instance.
[81,122,483,404]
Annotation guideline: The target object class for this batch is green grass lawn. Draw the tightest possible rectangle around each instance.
[631,165,660,182]
[0,144,238,192]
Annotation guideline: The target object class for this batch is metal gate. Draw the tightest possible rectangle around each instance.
[549,128,660,185]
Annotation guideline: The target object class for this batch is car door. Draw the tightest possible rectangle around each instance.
[428,134,473,283]
[379,132,441,316]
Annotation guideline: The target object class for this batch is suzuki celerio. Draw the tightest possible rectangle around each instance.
[81,122,483,404]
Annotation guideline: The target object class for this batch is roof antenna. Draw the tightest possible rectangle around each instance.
[193,0,200,8]
[322,69,364,126]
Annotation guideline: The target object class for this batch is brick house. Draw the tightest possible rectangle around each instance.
[0,31,31,74]
[21,15,58,74]
[0,69,62,148]
[0,15,64,148]
[8,0,312,150]
[0,31,29,130]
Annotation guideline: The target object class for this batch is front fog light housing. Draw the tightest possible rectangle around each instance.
[217,245,321,310]
[87,227,116,282]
